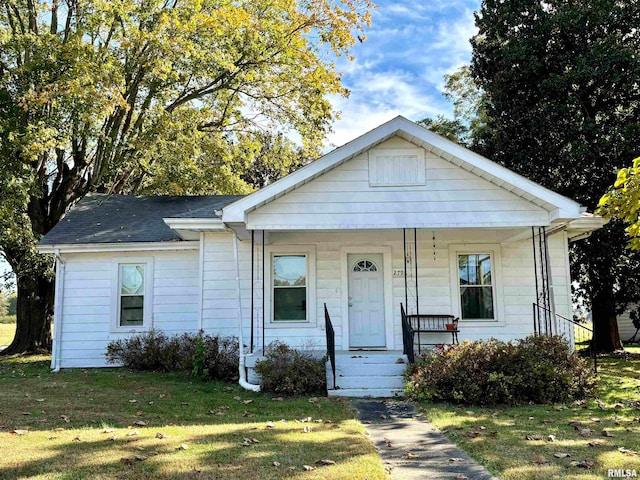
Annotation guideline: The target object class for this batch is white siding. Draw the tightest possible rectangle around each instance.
[57,230,574,368]
[58,249,199,368]
[619,305,639,343]
[247,136,550,230]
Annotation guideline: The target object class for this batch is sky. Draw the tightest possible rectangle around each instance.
[0,1,481,287]
[326,0,480,148]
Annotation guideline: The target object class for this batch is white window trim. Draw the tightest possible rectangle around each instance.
[264,245,316,328]
[448,244,505,327]
[111,256,154,333]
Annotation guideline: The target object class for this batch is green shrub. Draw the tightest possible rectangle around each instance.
[255,341,326,396]
[105,329,239,382]
[405,335,596,405]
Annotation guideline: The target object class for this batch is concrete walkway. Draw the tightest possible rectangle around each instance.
[352,399,499,480]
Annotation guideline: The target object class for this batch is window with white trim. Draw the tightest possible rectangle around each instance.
[272,254,307,321]
[111,257,153,331]
[457,254,495,320]
[119,264,146,326]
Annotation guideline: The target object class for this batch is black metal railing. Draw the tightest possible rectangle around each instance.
[401,303,415,364]
[533,303,597,373]
[324,303,336,389]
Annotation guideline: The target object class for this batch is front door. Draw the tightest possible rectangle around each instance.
[348,254,385,348]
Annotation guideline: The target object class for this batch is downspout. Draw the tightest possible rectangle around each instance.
[52,249,65,372]
[232,230,261,392]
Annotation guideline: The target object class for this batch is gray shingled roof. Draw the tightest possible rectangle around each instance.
[38,193,244,245]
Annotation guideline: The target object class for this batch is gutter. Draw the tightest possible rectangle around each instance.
[52,249,65,372]
[232,230,260,392]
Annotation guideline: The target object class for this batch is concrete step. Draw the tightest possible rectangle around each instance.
[328,387,404,398]
[334,375,405,390]
[328,363,406,377]
[334,352,407,365]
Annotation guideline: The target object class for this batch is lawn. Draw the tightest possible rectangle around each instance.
[0,355,385,480]
[420,351,640,480]
[0,315,16,345]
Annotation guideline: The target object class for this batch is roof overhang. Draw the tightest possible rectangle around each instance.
[37,241,200,254]
[222,116,585,224]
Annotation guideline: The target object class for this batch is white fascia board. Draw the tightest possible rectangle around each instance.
[37,241,200,254]
[162,217,225,231]
[222,116,405,223]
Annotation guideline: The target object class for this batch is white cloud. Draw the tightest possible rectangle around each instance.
[325,0,481,148]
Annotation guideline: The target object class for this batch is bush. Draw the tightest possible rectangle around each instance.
[405,335,596,405]
[105,329,239,382]
[255,341,326,396]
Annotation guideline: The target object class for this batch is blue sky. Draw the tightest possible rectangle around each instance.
[0,1,481,286]
[326,0,480,147]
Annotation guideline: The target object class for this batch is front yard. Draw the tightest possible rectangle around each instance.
[421,349,640,480]
[0,356,385,480]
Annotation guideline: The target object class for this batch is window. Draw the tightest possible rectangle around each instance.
[458,254,494,319]
[111,257,153,331]
[353,259,378,272]
[119,264,145,326]
[273,255,307,321]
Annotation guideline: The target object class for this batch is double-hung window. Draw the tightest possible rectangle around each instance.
[457,253,494,320]
[272,255,307,321]
[112,258,153,331]
[119,264,146,326]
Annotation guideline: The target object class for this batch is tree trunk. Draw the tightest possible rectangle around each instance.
[1,273,54,355]
[591,301,623,353]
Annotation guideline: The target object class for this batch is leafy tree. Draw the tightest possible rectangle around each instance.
[418,65,488,147]
[599,157,640,250]
[470,0,640,351]
[0,290,8,318]
[0,0,373,354]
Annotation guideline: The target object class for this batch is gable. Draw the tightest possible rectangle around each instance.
[246,136,550,230]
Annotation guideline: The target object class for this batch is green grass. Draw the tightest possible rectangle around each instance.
[420,353,640,480]
[0,315,16,345]
[0,355,385,480]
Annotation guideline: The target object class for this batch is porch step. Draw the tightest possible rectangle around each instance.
[328,388,404,398]
[327,351,407,398]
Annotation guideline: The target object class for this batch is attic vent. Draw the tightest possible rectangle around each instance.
[368,148,426,186]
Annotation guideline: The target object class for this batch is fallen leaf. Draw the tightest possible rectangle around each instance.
[298,417,312,423]
[36,399,44,402]
[315,459,336,466]
[303,465,315,471]
[120,457,134,465]
[569,459,594,469]
[233,396,242,401]
[48,436,57,440]
[602,429,614,437]
[273,461,281,467]
[554,452,571,458]
[10,429,28,435]
[465,430,482,438]
[455,475,469,480]
[135,410,143,416]
[272,397,284,402]
[107,435,117,441]
[618,447,639,456]
[303,426,312,433]
[597,401,608,411]
[568,421,583,429]
[542,419,554,424]
[547,434,557,442]
[135,455,147,461]
[590,417,601,423]
[406,452,420,459]
[533,455,547,465]
[155,432,166,439]
[127,430,140,436]
[526,435,542,441]
[128,400,137,404]
[60,415,70,423]
[266,422,275,429]
[243,399,253,405]
[588,441,602,447]
[396,358,405,364]
[53,428,64,432]
[133,421,146,427]
[21,412,30,416]
[72,437,81,442]
[578,428,593,437]
[309,397,319,403]
[181,402,189,406]
[102,428,113,434]
[176,444,189,450]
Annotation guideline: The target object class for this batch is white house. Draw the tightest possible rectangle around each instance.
[37,116,606,396]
